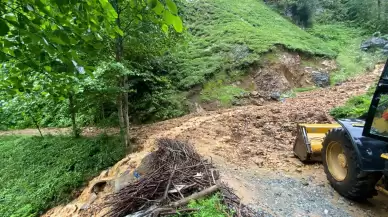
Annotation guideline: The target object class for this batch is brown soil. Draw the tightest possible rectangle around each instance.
[40,64,388,217]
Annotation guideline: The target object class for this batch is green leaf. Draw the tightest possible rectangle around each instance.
[172,16,183,33]
[44,66,52,72]
[0,20,10,36]
[153,1,164,15]
[163,10,175,25]
[162,24,169,34]
[148,0,158,8]
[114,26,124,36]
[166,0,178,15]
[137,14,143,20]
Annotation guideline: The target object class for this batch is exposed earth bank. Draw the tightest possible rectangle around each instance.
[38,64,388,216]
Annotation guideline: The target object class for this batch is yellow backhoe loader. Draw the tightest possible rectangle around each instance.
[294,60,388,201]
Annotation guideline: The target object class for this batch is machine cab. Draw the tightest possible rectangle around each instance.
[363,61,388,143]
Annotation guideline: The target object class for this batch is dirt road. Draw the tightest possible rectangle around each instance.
[40,64,388,216]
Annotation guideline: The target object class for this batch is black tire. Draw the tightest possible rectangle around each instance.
[322,128,382,201]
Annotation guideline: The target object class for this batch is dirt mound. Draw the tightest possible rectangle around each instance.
[42,64,383,217]
[250,51,336,99]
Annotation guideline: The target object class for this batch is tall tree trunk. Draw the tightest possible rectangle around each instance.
[69,93,79,138]
[378,0,382,21]
[112,0,130,147]
[117,92,127,146]
[123,75,131,148]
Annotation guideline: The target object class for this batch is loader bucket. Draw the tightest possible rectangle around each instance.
[293,124,341,162]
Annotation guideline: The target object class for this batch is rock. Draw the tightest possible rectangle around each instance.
[271,108,281,114]
[361,37,388,51]
[270,92,281,101]
[296,168,302,173]
[302,180,309,186]
[253,158,264,167]
[250,91,259,96]
[80,193,98,210]
[232,99,242,106]
[251,99,263,106]
[311,71,330,87]
[324,209,329,215]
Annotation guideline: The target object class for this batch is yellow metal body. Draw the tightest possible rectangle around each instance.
[381,153,388,160]
[294,124,388,195]
[293,123,341,162]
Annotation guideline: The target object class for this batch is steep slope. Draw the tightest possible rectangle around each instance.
[174,0,336,89]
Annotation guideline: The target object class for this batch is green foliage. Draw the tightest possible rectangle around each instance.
[0,134,127,216]
[174,0,335,89]
[0,0,121,95]
[294,86,318,92]
[173,193,233,217]
[330,86,376,118]
[309,24,385,84]
[202,85,247,107]
[200,71,249,107]
[268,0,388,33]
[130,89,187,123]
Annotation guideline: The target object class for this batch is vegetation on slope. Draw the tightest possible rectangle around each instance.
[0,135,126,217]
[174,0,336,90]
[330,86,375,119]
[309,24,384,84]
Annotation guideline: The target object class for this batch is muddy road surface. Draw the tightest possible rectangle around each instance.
[34,64,388,216]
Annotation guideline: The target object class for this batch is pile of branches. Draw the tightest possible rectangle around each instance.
[103,138,219,217]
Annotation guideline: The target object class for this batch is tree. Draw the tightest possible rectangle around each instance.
[0,0,122,136]
[108,0,183,147]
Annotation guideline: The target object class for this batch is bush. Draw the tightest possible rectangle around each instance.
[330,86,375,118]
[0,134,127,216]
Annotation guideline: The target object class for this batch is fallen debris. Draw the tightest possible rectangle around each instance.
[102,138,258,217]
[102,139,219,217]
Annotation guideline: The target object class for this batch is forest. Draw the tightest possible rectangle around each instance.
[0,0,387,216]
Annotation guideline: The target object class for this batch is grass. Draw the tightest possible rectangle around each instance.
[175,0,336,89]
[0,134,127,217]
[330,86,376,118]
[200,71,249,107]
[173,193,234,217]
[281,86,318,99]
[309,24,385,84]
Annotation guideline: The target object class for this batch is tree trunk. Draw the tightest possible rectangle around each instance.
[117,92,127,146]
[28,111,43,137]
[112,0,130,147]
[123,75,131,148]
[378,0,382,21]
[69,93,79,138]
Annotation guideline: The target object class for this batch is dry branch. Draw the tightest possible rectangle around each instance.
[103,139,216,217]
[170,185,219,208]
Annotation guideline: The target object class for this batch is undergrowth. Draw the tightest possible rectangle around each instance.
[0,134,126,217]
[200,71,249,107]
[174,193,233,217]
[309,24,384,84]
[330,85,376,118]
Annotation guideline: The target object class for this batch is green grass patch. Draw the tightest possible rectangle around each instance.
[175,0,336,89]
[0,134,126,217]
[200,71,248,107]
[281,86,318,99]
[173,193,233,217]
[294,86,318,93]
[330,86,375,118]
[309,24,384,84]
